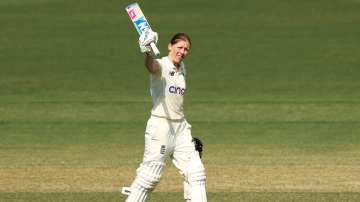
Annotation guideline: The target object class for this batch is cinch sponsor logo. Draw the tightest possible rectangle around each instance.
[169,86,185,95]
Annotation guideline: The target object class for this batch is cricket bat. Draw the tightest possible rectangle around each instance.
[125,2,160,57]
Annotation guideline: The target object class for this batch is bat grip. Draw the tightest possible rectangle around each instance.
[150,42,160,57]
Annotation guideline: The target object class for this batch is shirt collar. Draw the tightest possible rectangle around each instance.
[165,56,184,73]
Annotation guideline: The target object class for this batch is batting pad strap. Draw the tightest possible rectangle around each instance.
[135,161,165,189]
[185,152,206,182]
[188,168,206,182]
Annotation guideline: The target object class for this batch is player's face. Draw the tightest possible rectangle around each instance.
[168,40,191,67]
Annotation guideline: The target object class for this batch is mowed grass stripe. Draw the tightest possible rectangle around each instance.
[1,102,359,123]
[1,145,359,192]
[1,165,360,192]
[2,192,360,202]
[1,165,360,193]
[1,121,359,146]
[1,144,359,167]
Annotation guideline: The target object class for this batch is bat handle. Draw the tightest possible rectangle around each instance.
[150,42,160,57]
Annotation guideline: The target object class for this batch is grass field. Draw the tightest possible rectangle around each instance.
[1,0,360,201]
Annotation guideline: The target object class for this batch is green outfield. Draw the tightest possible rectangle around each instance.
[1,0,360,201]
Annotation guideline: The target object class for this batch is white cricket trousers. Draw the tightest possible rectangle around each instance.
[126,115,207,202]
[144,115,195,165]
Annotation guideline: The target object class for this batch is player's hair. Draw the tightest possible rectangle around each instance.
[170,33,191,47]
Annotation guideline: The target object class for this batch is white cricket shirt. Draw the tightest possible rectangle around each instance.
[150,56,186,120]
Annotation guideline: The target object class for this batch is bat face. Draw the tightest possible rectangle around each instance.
[126,3,152,35]
[125,2,160,57]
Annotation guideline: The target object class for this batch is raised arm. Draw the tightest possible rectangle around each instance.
[138,31,160,74]
[145,53,160,74]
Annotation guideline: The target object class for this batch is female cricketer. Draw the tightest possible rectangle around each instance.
[124,32,207,202]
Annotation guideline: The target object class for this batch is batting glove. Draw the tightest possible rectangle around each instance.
[139,44,151,53]
[138,31,158,53]
[192,137,203,158]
